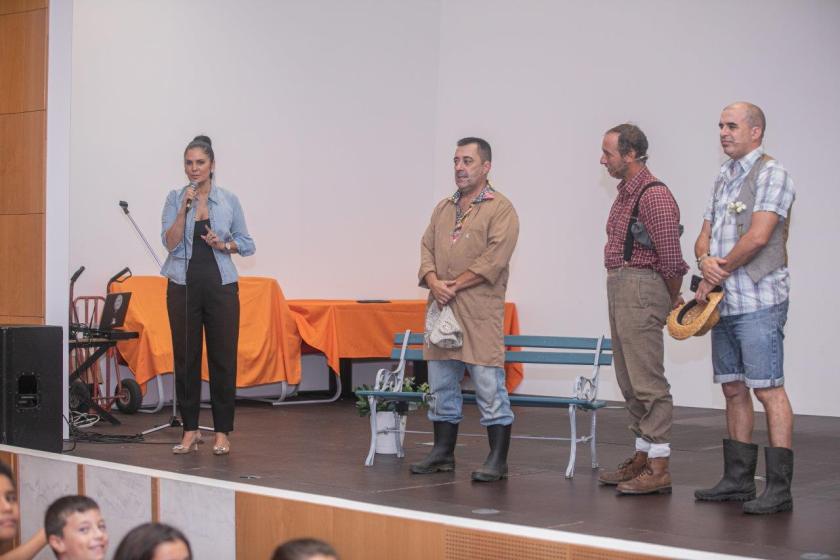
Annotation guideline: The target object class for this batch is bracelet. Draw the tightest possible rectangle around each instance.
[224,241,231,253]
[696,254,710,268]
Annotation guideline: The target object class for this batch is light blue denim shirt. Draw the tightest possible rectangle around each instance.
[160,183,256,285]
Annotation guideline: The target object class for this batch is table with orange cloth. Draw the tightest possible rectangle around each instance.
[287,300,523,392]
[111,276,304,387]
[112,276,523,392]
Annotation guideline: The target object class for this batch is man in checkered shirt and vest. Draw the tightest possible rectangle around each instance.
[598,124,688,495]
[693,102,796,515]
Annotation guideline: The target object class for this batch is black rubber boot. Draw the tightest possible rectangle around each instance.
[410,421,459,474]
[471,424,511,482]
[743,447,794,514]
[694,439,758,502]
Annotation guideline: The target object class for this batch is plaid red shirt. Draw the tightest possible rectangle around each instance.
[604,167,688,279]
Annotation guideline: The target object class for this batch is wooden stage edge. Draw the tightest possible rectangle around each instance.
[1,444,741,560]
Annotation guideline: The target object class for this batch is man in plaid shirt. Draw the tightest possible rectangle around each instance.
[598,124,688,495]
[694,102,796,515]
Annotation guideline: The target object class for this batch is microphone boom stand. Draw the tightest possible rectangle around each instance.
[119,200,212,436]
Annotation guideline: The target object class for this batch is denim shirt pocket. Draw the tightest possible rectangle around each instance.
[209,199,234,241]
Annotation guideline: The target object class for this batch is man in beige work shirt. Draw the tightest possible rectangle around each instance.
[412,137,519,483]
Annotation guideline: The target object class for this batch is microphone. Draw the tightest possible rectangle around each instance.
[119,200,129,214]
[185,181,198,210]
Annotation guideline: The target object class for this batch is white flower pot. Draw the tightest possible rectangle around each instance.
[375,411,407,454]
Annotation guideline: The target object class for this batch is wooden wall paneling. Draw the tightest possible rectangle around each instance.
[76,465,85,495]
[0,315,43,324]
[0,451,13,469]
[0,111,45,213]
[0,214,44,317]
[331,508,445,560]
[151,478,159,522]
[443,527,660,560]
[0,8,47,114]
[0,0,47,17]
[235,493,335,560]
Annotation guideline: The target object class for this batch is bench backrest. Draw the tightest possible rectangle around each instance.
[390,332,613,367]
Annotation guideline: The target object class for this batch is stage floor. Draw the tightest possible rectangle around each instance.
[67,398,840,559]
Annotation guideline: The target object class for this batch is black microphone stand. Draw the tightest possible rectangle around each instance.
[119,200,211,435]
[119,201,163,269]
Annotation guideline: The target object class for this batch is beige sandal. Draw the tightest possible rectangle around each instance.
[172,432,203,454]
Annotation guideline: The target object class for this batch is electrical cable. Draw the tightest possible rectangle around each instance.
[62,413,176,447]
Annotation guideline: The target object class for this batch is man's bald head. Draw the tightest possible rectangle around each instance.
[725,102,766,140]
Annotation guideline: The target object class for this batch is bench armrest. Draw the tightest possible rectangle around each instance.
[572,335,606,402]
[373,328,413,392]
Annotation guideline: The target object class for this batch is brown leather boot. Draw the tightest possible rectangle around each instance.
[617,457,672,495]
[598,451,648,485]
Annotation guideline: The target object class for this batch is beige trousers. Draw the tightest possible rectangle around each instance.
[607,267,673,443]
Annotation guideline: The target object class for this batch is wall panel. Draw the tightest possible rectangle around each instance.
[85,465,153,553]
[0,111,45,213]
[235,492,447,560]
[0,0,47,17]
[159,478,235,560]
[0,315,43,324]
[235,493,335,560]
[16,455,77,560]
[0,0,46,327]
[0,8,46,113]
[0,214,43,317]
[332,507,444,560]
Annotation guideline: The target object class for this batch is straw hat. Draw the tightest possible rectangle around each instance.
[667,291,724,340]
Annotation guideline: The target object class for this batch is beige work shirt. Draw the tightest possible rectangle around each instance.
[419,189,519,367]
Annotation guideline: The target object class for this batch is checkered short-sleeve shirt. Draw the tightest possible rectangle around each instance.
[703,146,795,316]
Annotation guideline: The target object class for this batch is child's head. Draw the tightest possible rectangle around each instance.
[272,538,339,560]
[113,523,191,560]
[0,462,18,542]
[45,495,108,560]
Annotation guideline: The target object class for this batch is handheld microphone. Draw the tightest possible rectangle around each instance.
[185,181,198,210]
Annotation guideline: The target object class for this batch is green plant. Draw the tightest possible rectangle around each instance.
[355,377,430,417]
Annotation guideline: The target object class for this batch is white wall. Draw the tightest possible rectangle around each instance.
[70,0,440,300]
[432,0,840,415]
[47,0,74,438]
[67,0,840,416]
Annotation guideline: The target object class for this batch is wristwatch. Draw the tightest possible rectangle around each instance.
[224,241,232,253]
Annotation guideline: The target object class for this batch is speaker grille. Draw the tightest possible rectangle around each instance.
[444,527,655,560]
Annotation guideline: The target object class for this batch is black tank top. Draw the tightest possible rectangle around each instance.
[188,219,220,282]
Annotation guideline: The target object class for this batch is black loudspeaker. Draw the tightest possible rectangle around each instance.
[0,325,63,453]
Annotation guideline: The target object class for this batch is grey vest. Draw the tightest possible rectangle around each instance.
[732,154,792,283]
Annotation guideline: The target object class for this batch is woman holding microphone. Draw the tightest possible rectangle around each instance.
[161,135,255,456]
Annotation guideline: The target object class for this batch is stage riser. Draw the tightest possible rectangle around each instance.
[0,446,696,560]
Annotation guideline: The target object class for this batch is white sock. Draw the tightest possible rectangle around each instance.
[635,437,651,453]
[648,443,671,458]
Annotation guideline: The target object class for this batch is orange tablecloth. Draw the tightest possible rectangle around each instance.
[112,276,523,392]
[288,300,523,392]
[112,276,303,387]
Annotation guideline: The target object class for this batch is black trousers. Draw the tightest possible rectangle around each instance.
[166,275,239,433]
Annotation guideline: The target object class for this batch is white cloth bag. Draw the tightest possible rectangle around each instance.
[424,301,463,349]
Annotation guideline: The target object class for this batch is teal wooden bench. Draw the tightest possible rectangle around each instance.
[356,330,612,478]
